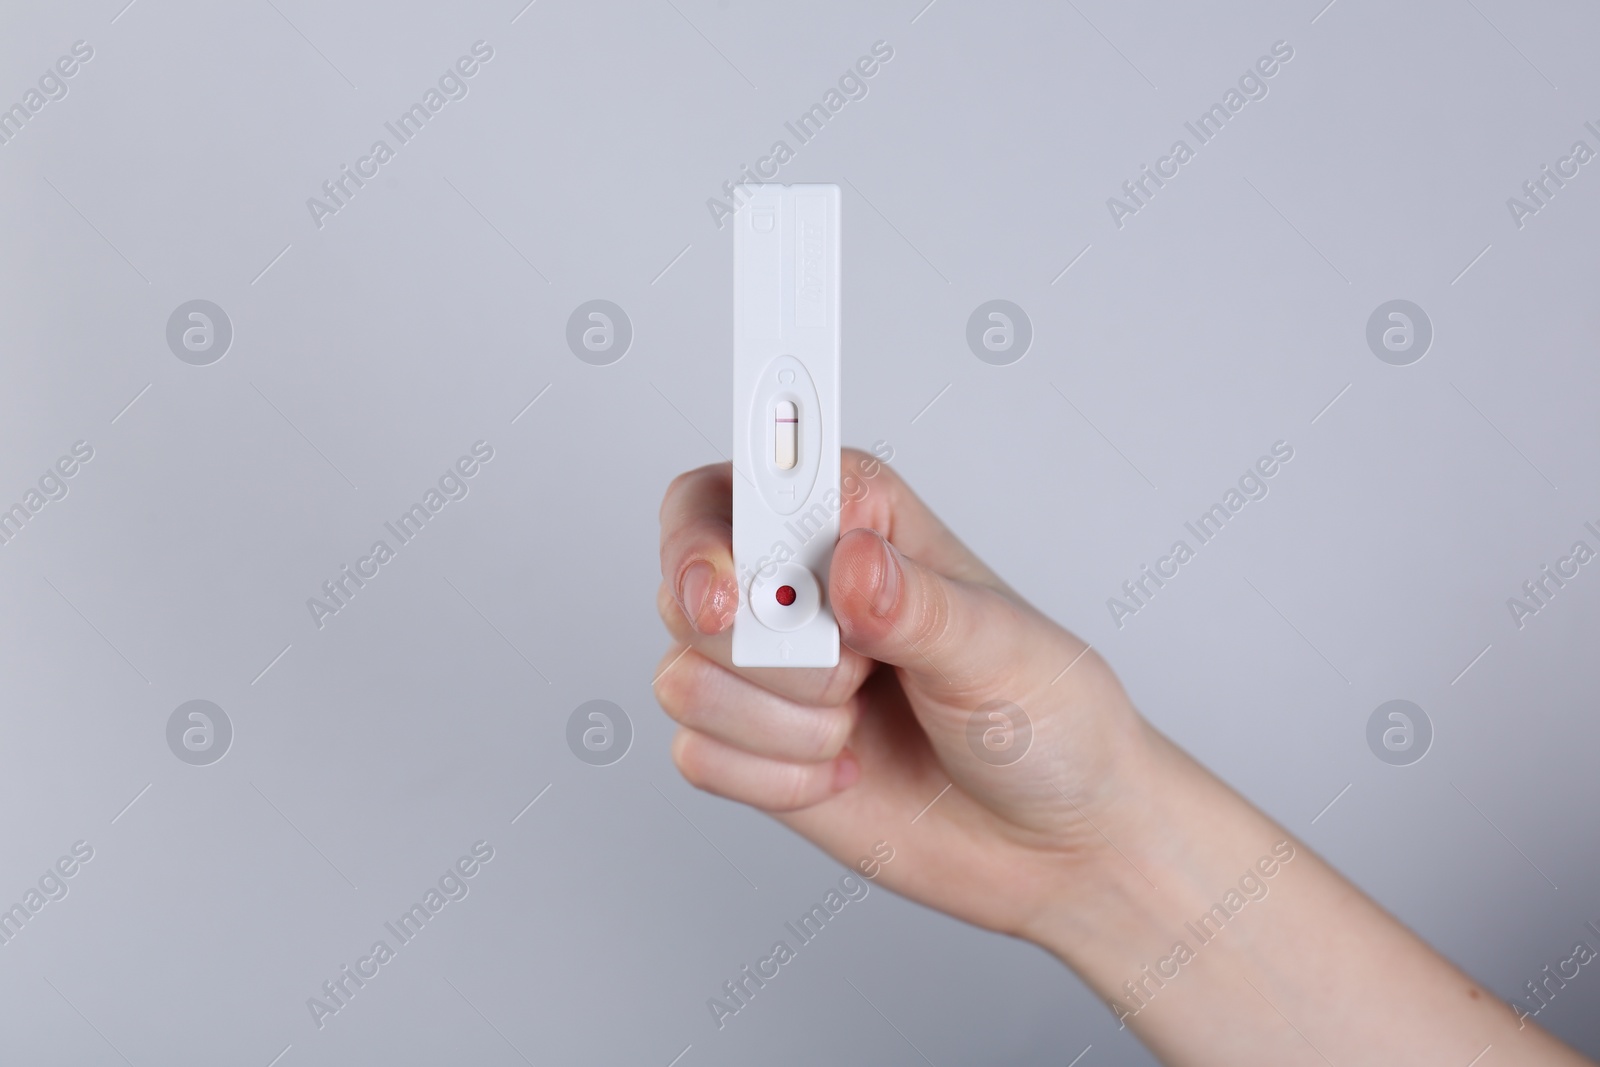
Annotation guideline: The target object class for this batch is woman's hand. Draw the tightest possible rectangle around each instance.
[652,449,1153,942]
[654,450,1594,1066]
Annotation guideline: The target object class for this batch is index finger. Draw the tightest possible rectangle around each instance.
[659,463,739,635]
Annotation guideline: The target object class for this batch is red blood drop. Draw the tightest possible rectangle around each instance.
[775,585,797,606]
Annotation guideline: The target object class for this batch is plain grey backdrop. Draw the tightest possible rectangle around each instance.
[2,0,1598,1063]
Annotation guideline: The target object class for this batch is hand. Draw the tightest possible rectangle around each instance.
[653,449,1153,941]
[656,453,1596,1066]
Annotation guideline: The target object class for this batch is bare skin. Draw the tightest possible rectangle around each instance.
[653,451,1592,1065]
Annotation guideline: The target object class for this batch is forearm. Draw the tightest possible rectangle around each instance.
[1029,726,1588,1066]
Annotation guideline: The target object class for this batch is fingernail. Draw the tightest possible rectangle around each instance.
[833,749,860,791]
[679,560,714,630]
[705,572,738,633]
[872,534,901,617]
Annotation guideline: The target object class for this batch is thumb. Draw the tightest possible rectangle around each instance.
[829,527,1065,705]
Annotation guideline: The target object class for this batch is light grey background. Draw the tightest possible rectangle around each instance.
[2,0,1598,1063]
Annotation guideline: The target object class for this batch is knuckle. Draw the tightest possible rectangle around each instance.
[664,468,694,497]
[660,520,731,587]
[799,705,853,761]
[908,567,955,654]
[651,648,700,716]
[811,660,862,708]
[767,763,824,813]
[662,463,730,518]
[670,729,714,792]
[660,468,698,518]
[659,529,693,583]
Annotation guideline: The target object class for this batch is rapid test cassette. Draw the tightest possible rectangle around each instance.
[732,184,841,668]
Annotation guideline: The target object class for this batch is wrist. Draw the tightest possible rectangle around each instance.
[1018,724,1289,1001]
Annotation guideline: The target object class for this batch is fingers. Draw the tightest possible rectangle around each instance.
[653,644,859,762]
[657,451,1005,641]
[658,464,739,635]
[656,581,876,707]
[830,527,1074,703]
[671,726,859,813]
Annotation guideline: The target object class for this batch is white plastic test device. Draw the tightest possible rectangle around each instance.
[731,184,841,668]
